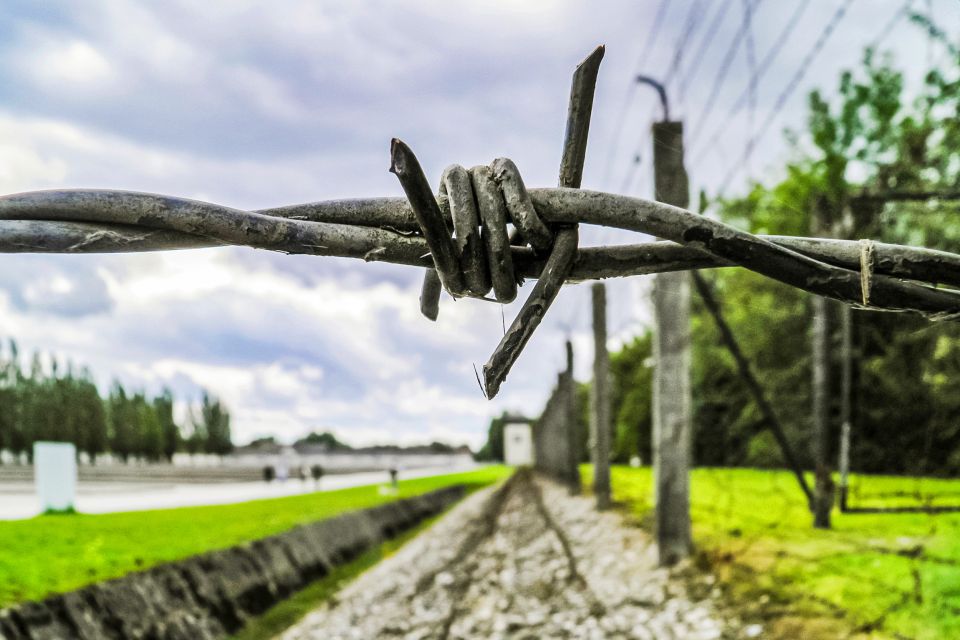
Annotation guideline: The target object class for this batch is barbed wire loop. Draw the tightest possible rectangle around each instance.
[405,152,568,322]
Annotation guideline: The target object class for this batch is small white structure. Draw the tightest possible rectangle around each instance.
[504,423,533,466]
[34,441,77,513]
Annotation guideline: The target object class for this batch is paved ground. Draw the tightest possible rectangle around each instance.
[0,464,476,520]
[282,471,751,640]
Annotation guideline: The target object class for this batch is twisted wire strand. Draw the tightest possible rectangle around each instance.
[8,45,957,400]
[424,158,564,310]
[3,184,960,315]
[5,151,960,396]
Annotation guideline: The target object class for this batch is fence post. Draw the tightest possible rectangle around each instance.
[811,197,834,529]
[838,301,853,511]
[564,339,582,494]
[652,121,692,565]
[591,282,612,510]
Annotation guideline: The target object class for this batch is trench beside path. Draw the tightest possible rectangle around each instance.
[280,471,748,639]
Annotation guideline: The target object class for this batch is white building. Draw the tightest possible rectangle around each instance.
[504,423,533,466]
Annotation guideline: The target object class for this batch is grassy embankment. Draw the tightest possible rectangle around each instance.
[601,466,960,640]
[0,465,509,608]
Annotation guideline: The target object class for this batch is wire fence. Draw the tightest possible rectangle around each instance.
[531,342,581,492]
[1,45,960,401]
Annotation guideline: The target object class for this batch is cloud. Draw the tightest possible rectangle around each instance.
[0,256,113,317]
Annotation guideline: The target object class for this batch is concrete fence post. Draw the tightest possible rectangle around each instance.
[591,283,612,510]
[565,339,582,494]
[652,120,693,566]
[811,198,834,529]
[838,302,853,511]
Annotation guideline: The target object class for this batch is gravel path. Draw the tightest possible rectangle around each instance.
[281,472,750,639]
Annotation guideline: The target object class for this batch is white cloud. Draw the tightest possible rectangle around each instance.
[27,40,115,89]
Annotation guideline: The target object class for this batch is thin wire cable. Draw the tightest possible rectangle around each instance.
[690,0,813,168]
[714,0,858,200]
[741,0,757,177]
[635,0,674,76]
[688,0,767,149]
[601,0,672,189]
[868,0,915,49]
[664,0,710,109]
[677,0,736,101]
[611,0,718,198]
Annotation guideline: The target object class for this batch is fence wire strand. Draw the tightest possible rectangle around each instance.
[3,43,960,398]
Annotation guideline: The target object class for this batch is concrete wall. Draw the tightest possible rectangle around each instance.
[533,369,579,489]
[0,485,466,640]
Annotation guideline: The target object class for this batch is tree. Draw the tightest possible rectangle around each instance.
[154,389,180,462]
[693,42,960,475]
[296,431,351,450]
[75,369,107,463]
[132,393,163,461]
[197,392,232,456]
[0,338,223,464]
[609,332,654,465]
[476,413,507,462]
[108,383,135,462]
[4,341,28,461]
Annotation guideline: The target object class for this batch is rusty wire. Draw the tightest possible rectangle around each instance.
[2,46,960,398]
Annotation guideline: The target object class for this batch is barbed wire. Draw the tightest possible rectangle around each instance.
[3,43,960,400]
[5,179,960,388]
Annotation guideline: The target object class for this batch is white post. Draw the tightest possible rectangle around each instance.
[34,441,77,513]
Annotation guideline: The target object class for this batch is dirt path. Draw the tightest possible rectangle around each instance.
[281,472,749,639]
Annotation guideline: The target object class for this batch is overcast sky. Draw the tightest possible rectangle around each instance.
[0,0,956,448]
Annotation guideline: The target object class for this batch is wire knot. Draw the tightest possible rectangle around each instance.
[420,158,564,319]
[390,138,581,399]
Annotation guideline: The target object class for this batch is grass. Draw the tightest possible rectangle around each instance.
[0,465,508,608]
[227,511,445,640]
[601,465,960,640]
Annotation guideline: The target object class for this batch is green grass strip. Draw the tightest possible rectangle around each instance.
[0,466,508,607]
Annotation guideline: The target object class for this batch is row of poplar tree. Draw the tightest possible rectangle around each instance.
[0,340,232,463]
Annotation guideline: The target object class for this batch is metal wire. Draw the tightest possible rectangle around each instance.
[3,41,960,399]
[714,0,857,198]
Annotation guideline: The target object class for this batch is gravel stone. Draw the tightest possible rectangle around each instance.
[280,473,754,639]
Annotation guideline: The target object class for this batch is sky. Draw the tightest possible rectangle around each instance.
[0,0,956,449]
